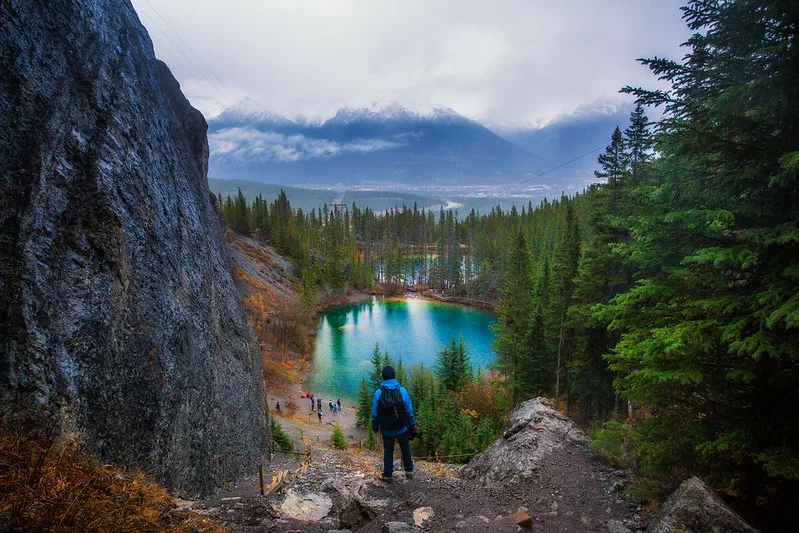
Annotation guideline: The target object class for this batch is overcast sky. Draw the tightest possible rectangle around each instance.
[131,0,692,127]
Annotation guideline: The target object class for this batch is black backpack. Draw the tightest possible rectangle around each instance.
[376,386,407,431]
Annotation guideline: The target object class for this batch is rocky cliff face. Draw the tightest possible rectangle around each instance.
[0,0,268,495]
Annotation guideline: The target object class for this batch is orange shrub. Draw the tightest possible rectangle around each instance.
[0,417,223,533]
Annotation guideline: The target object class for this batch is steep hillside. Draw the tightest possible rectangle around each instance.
[0,0,267,495]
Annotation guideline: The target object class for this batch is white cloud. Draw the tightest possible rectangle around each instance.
[132,0,692,126]
[209,127,404,162]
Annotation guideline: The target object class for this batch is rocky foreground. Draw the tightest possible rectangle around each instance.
[184,400,645,532]
[179,399,761,533]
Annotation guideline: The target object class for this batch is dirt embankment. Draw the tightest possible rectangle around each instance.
[227,232,370,441]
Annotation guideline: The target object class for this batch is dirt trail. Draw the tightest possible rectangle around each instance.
[190,439,647,533]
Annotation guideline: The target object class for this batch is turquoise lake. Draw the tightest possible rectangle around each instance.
[304,297,497,399]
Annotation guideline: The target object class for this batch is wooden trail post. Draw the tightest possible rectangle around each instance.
[258,464,264,496]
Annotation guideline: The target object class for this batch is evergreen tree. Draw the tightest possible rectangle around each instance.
[270,418,294,451]
[605,0,799,505]
[547,200,580,408]
[436,337,471,391]
[355,377,372,428]
[330,425,348,450]
[623,103,653,187]
[368,343,383,390]
[364,425,377,450]
[491,230,534,398]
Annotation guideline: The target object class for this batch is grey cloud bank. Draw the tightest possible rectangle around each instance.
[131,0,692,126]
[210,127,404,163]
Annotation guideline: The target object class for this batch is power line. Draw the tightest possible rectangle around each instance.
[463,144,606,213]
[138,0,241,106]
[135,3,237,109]
[514,144,605,188]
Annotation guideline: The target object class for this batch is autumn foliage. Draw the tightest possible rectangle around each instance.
[0,416,223,532]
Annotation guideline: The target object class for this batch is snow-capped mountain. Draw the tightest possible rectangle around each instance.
[206,100,620,189]
[207,101,530,187]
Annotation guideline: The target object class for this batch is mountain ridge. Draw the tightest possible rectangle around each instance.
[207,100,625,191]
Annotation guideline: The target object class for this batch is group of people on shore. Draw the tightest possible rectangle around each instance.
[288,392,342,422]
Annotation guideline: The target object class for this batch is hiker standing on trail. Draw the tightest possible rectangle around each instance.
[337,398,341,410]
[310,394,315,410]
[275,401,280,412]
[317,411,322,422]
[371,365,417,481]
[329,400,334,411]
[317,398,322,411]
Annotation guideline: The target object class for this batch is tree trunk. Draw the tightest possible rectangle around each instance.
[554,309,565,407]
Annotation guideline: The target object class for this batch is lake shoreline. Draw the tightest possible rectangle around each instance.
[269,287,497,442]
[300,287,497,388]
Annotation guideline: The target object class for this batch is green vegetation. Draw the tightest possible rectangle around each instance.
[367,341,508,463]
[217,0,799,516]
[330,425,348,450]
[270,418,294,452]
[363,425,378,450]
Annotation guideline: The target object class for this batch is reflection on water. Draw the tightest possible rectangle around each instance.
[304,297,496,399]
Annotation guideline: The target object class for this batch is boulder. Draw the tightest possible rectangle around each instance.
[459,398,588,484]
[413,506,434,526]
[608,518,632,533]
[382,522,420,533]
[279,490,333,522]
[648,477,760,533]
[327,474,388,529]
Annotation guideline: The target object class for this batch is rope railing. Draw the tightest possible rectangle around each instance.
[411,452,478,461]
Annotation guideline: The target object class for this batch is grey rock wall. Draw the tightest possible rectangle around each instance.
[0,0,268,495]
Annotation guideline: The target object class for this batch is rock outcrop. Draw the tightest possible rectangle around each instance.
[648,477,760,533]
[0,0,268,495]
[459,397,588,484]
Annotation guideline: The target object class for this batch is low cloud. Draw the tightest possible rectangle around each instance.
[209,127,404,162]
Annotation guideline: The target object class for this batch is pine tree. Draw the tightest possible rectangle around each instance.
[369,343,385,390]
[270,418,294,451]
[364,424,377,450]
[491,230,534,398]
[605,0,799,504]
[436,337,471,391]
[330,425,348,450]
[548,200,580,409]
[623,103,653,187]
[355,377,372,428]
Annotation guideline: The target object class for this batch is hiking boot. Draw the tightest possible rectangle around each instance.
[378,473,393,482]
[405,470,414,478]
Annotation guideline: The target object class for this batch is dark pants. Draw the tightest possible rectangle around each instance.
[382,429,413,477]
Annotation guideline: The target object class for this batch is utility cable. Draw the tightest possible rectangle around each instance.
[138,0,241,106]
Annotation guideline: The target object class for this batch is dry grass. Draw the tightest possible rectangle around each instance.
[0,417,223,533]
[233,265,310,393]
[234,239,276,268]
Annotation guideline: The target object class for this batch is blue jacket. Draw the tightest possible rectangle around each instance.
[371,379,416,437]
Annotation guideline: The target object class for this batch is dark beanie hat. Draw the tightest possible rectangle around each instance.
[382,365,396,380]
